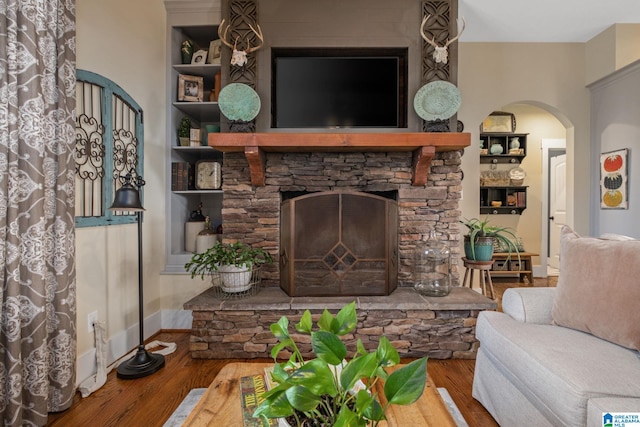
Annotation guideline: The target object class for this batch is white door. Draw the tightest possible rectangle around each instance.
[549,154,567,269]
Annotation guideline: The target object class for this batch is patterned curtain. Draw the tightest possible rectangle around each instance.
[0,1,77,426]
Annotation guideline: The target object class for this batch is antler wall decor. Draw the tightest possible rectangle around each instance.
[420,14,465,65]
[217,18,264,67]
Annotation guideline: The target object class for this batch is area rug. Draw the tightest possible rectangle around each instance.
[438,387,470,427]
[164,387,468,427]
[163,388,206,427]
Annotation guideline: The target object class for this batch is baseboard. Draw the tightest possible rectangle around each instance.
[76,309,193,386]
[532,265,546,278]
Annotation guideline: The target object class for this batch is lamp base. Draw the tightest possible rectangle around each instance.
[116,346,165,380]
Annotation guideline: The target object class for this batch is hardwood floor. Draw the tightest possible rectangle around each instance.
[46,277,557,427]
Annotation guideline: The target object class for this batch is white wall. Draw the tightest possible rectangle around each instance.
[586,24,640,85]
[457,43,591,240]
[76,0,168,371]
[589,60,640,237]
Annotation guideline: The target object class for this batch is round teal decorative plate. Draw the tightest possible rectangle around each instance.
[413,81,461,121]
[217,83,261,121]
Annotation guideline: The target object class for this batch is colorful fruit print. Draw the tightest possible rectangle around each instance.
[603,190,623,207]
[603,173,623,190]
[603,154,623,172]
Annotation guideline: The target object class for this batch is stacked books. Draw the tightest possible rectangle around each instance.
[171,162,193,191]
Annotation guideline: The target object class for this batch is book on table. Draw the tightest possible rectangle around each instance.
[239,374,276,427]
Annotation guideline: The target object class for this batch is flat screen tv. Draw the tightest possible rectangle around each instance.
[272,48,408,128]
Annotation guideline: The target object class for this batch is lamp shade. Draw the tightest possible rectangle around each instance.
[109,182,145,211]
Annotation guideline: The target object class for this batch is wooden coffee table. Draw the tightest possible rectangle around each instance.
[181,362,456,426]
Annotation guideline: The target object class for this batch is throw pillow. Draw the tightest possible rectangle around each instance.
[551,226,640,351]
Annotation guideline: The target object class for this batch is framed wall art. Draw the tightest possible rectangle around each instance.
[600,148,628,209]
[480,111,516,133]
[178,74,203,102]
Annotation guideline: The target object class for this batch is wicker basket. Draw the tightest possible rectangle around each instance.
[483,178,510,186]
[211,265,263,299]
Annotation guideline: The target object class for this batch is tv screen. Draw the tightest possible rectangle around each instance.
[272,48,407,128]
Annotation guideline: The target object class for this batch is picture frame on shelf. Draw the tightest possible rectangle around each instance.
[208,39,221,64]
[178,74,204,102]
[191,49,208,65]
[481,111,516,133]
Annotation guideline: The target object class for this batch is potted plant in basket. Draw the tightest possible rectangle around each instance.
[185,241,273,293]
[460,217,521,263]
[177,117,191,146]
[253,301,428,427]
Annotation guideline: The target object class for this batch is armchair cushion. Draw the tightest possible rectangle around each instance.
[502,287,555,324]
[551,226,640,351]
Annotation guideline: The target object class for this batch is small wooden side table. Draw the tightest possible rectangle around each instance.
[491,252,538,284]
[461,258,496,300]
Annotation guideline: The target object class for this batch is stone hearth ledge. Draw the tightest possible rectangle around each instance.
[184,287,496,360]
[184,286,496,312]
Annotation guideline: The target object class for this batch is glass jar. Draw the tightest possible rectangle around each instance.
[414,229,451,297]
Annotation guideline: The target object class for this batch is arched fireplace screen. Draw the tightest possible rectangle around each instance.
[280,191,398,297]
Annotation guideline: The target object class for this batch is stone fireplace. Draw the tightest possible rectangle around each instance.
[215,132,469,290]
[182,0,484,361]
[182,132,496,361]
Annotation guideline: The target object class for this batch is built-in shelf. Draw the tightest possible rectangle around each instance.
[208,132,471,186]
[172,190,223,195]
[172,101,220,122]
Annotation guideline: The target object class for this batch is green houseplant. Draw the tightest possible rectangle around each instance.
[253,302,428,427]
[460,217,520,262]
[185,241,273,292]
[177,116,191,146]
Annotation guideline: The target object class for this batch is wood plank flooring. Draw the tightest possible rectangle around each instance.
[46,278,557,427]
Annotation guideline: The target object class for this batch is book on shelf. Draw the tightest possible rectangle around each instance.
[239,374,276,427]
[171,162,193,191]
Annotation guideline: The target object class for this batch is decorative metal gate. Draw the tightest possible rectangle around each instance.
[280,191,398,297]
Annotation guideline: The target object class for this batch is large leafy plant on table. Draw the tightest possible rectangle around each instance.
[460,217,521,262]
[253,302,428,427]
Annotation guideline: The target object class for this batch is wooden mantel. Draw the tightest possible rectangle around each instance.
[208,132,470,186]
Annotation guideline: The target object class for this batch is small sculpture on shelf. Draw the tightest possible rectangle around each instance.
[184,203,206,253]
[195,216,219,254]
[181,40,194,64]
[509,137,522,155]
[490,142,504,155]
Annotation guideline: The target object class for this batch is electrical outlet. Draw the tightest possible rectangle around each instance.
[88,311,98,333]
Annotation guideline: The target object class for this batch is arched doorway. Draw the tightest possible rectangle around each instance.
[479,102,573,278]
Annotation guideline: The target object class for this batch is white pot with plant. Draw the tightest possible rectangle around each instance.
[177,117,191,146]
[185,241,273,293]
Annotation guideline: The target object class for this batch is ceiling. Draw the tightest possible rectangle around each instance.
[458,0,640,42]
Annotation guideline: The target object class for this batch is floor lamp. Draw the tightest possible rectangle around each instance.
[109,173,165,379]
